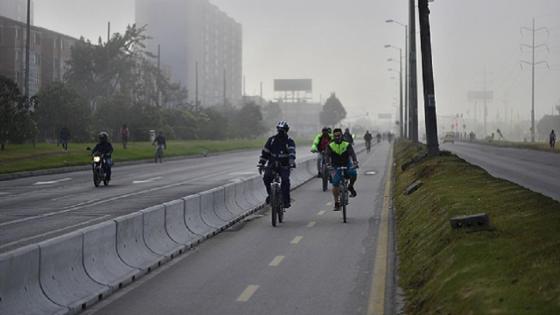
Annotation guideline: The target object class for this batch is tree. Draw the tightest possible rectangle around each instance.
[320,93,346,126]
[35,82,91,141]
[230,102,266,138]
[0,75,34,150]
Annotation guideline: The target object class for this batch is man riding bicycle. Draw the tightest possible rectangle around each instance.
[258,121,296,208]
[152,131,167,163]
[364,130,373,152]
[310,126,332,177]
[326,128,358,211]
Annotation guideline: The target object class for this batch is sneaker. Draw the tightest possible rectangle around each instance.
[333,202,341,211]
[349,186,357,197]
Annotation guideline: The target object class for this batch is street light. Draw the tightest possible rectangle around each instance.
[386,19,409,139]
[386,45,403,139]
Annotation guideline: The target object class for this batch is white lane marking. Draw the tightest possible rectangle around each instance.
[290,236,303,244]
[33,177,72,185]
[132,176,163,184]
[237,285,259,302]
[269,255,285,267]
[318,210,326,216]
[228,171,256,176]
[307,221,316,228]
[326,201,333,206]
[0,215,111,250]
[0,166,242,228]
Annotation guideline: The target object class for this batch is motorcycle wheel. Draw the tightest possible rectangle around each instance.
[93,173,101,187]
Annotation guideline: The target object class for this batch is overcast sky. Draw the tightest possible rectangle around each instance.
[35,0,560,130]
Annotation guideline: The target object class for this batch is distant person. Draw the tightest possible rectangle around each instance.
[91,132,114,181]
[497,128,504,140]
[363,131,373,152]
[152,131,167,163]
[59,127,70,151]
[343,128,354,145]
[120,124,129,149]
[550,130,556,150]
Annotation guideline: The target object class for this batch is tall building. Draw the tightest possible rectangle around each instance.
[0,0,33,24]
[135,0,242,107]
[0,15,77,96]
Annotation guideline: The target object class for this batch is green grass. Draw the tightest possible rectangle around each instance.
[394,140,560,315]
[468,139,559,154]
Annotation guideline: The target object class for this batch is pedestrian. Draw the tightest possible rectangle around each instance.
[120,124,129,149]
[550,129,556,150]
[59,127,70,151]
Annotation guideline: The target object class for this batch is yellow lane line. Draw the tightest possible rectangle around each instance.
[237,285,260,302]
[367,145,393,315]
[290,236,303,244]
[269,255,285,267]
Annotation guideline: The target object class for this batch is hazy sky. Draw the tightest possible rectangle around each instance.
[35,0,560,129]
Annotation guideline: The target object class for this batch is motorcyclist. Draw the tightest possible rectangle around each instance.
[363,130,373,151]
[310,126,333,177]
[91,131,114,181]
[258,121,296,208]
[326,128,358,211]
[343,128,354,145]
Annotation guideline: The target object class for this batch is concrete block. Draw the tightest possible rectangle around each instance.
[200,189,227,229]
[141,205,183,260]
[0,244,67,315]
[183,194,214,237]
[450,213,490,229]
[404,180,423,195]
[82,221,139,292]
[164,199,200,246]
[115,213,162,272]
[39,231,110,313]
[212,186,235,222]
[224,182,244,216]
[235,178,256,211]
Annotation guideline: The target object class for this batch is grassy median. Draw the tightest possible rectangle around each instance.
[467,139,559,154]
[0,139,266,174]
[394,140,560,315]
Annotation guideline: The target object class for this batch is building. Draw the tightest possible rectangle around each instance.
[0,15,77,96]
[0,0,33,24]
[135,0,242,107]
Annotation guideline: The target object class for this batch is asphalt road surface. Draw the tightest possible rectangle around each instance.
[0,149,316,253]
[82,143,394,315]
[442,142,560,201]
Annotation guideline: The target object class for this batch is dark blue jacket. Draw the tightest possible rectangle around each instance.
[92,142,113,157]
[259,134,296,167]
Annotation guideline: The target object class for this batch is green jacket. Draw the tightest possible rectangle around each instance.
[311,133,332,152]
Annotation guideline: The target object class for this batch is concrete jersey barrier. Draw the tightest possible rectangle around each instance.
[141,205,183,260]
[183,194,214,238]
[164,199,201,246]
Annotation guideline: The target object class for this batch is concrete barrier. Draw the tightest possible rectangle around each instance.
[0,244,67,315]
[199,189,228,230]
[39,231,110,314]
[212,186,235,223]
[82,221,139,292]
[224,182,244,216]
[164,199,200,247]
[183,194,214,238]
[115,213,162,273]
[141,205,183,260]
[250,175,267,204]
[240,177,260,208]
[234,178,255,211]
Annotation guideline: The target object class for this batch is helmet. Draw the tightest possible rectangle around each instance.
[98,131,109,143]
[276,121,289,132]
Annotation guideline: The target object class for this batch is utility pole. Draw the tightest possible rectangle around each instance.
[418,0,439,155]
[404,24,409,139]
[195,61,199,110]
[223,68,227,106]
[107,21,111,43]
[408,0,419,142]
[157,44,161,106]
[521,18,549,142]
[24,0,31,98]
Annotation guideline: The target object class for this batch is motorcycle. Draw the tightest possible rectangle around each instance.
[91,153,109,187]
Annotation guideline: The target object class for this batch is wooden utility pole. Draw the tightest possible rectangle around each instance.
[418,0,439,155]
[408,0,419,142]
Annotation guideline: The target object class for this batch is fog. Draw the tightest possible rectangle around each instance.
[34,0,559,136]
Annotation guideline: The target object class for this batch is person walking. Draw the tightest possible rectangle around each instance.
[120,124,129,149]
[550,130,556,150]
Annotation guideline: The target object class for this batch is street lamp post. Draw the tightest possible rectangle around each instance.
[24,0,31,98]
[386,19,408,139]
[386,45,403,139]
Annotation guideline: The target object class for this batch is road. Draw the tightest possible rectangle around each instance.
[442,142,560,201]
[0,149,316,253]
[80,142,394,315]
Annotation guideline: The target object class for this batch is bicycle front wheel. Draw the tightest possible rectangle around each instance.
[271,186,279,227]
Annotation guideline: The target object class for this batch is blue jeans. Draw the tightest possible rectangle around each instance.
[330,163,357,187]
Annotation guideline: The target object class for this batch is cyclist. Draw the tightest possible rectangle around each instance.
[343,128,354,145]
[363,130,373,152]
[91,131,114,181]
[310,126,332,177]
[152,131,167,163]
[258,121,296,208]
[326,128,358,211]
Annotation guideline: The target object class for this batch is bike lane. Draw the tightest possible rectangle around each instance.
[83,143,395,315]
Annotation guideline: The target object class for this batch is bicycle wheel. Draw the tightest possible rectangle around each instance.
[271,186,279,227]
[278,200,284,223]
[341,182,348,223]
[322,164,329,192]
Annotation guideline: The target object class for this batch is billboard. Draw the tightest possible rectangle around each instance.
[274,79,312,92]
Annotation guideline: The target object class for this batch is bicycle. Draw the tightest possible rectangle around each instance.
[335,166,350,223]
[320,151,329,192]
[259,162,288,227]
[365,141,371,153]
